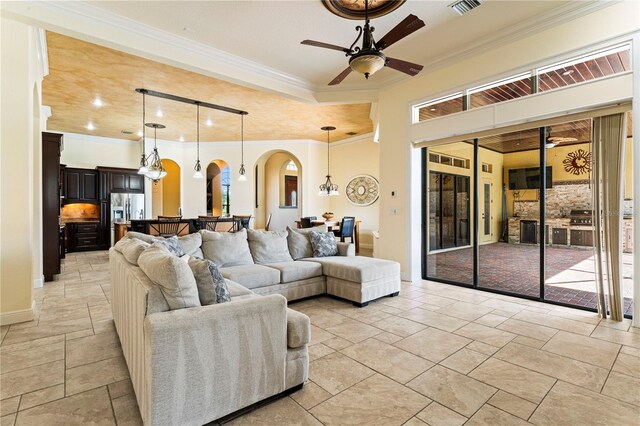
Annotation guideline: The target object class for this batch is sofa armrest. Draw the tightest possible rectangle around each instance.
[286,308,310,348]
[337,242,355,257]
[143,294,287,425]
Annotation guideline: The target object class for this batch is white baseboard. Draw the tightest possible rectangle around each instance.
[34,275,44,289]
[0,301,35,326]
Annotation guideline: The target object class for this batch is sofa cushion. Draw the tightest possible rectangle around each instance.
[178,232,203,258]
[247,229,293,264]
[309,231,338,257]
[286,308,311,348]
[226,279,253,297]
[301,256,400,283]
[219,264,281,289]
[187,257,231,305]
[138,243,201,310]
[125,232,186,257]
[124,231,156,244]
[114,237,150,266]
[200,229,253,267]
[264,261,323,283]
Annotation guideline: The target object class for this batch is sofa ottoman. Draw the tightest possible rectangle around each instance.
[302,256,401,306]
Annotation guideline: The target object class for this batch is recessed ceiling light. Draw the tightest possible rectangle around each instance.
[206,119,213,126]
[430,107,437,111]
[562,69,574,76]
[137,130,143,137]
[156,110,164,117]
[86,122,95,131]
[92,98,103,107]
[179,136,185,142]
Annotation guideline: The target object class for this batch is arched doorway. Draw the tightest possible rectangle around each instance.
[254,151,302,231]
[206,160,230,216]
[151,159,181,216]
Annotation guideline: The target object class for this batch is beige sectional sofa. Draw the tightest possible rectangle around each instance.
[110,227,401,425]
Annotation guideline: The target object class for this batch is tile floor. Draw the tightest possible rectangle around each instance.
[1,251,640,425]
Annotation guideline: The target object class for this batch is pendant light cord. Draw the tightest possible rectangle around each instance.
[327,128,330,175]
[196,103,200,160]
[241,114,244,164]
[142,92,146,157]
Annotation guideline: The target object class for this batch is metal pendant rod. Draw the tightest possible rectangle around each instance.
[135,88,249,116]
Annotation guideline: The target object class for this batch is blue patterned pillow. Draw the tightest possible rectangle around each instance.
[153,236,185,257]
[187,257,230,304]
[309,231,338,257]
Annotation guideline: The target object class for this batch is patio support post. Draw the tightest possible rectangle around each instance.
[473,138,479,288]
[539,127,546,301]
[633,33,640,327]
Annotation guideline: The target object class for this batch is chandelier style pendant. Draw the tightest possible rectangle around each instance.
[193,103,203,179]
[145,123,167,183]
[137,90,149,174]
[318,126,339,196]
[238,112,248,182]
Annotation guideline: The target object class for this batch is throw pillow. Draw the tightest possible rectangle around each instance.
[113,237,150,266]
[247,229,293,264]
[286,226,324,260]
[138,243,201,310]
[178,233,203,258]
[199,228,254,267]
[309,231,338,257]
[124,231,156,244]
[125,231,185,257]
[187,257,231,305]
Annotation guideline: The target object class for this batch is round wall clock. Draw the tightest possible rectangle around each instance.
[346,175,379,206]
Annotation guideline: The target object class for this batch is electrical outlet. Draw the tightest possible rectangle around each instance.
[390,208,399,215]
[391,190,397,198]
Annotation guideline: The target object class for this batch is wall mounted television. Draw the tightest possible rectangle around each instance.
[508,166,552,190]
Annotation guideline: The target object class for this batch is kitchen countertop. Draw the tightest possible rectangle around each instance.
[60,218,100,223]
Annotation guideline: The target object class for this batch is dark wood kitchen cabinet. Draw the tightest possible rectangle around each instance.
[108,170,144,194]
[66,222,100,252]
[42,132,63,282]
[63,168,98,203]
[570,229,593,247]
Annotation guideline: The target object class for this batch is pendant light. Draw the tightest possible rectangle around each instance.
[137,90,149,174]
[193,103,204,179]
[145,123,167,182]
[238,112,248,182]
[318,126,339,196]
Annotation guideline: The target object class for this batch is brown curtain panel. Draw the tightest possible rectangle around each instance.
[592,113,628,321]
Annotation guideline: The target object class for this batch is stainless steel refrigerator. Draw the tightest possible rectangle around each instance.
[110,193,145,246]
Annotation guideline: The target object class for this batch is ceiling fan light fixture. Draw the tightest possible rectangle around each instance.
[349,52,386,79]
[545,142,557,149]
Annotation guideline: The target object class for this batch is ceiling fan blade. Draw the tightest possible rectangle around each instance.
[386,57,424,76]
[301,40,351,54]
[328,67,353,86]
[375,14,425,50]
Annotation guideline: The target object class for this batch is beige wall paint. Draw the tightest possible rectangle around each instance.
[377,2,640,280]
[328,137,380,248]
[264,152,300,231]
[161,159,181,216]
[1,18,45,323]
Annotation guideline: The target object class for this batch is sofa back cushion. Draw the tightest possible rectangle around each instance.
[286,226,324,260]
[114,237,150,266]
[178,232,203,258]
[125,231,191,257]
[138,243,201,310]
[247,229,293,264]
[200,229,254,267]
[187,257,231,305]
[309,231,339,257]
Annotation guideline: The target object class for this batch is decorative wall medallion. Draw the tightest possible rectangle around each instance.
[563,149,592,175]
[322,0,406,20]
[346,175,379,206]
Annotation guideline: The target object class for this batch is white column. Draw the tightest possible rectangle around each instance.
[632,33,640,327]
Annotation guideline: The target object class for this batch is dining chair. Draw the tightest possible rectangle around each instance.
[232,215,252,232]
[300,216,317,229]
[198,215,220,232]
[157,215,182,237]
[333,216,355,243]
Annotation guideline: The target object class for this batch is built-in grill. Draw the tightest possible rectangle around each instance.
[569,210,593,226]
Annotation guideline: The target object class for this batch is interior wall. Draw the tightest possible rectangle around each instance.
[377,2,640,281]
[328,137,380,248]
[264,152,300,231]
[206,161,223,216]
[161,159,181,215]
[0,18,45,323]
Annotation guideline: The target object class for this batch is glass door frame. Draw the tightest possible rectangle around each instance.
[421,128,609,314]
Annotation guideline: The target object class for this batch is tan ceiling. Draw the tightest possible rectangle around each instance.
[43,32,372,143]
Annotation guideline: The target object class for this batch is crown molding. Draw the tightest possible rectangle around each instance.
[33,26,49,78]
[329,132,375,147]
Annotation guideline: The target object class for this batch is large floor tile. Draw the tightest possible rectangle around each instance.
[310,374,430,426]
[541,330,620,369]
[229,397,321,425]
[290,381,332,410]
[0,397,19,417]
[529,381,640,425]
[309,352,375,395]
[399,308,468,332]
[496,318,558,342]
[415,402,467,426]
[495,342,609,392]
[612,352,640,378]
[440,348,488,375]
[407,365,496,417]
[435,301,494,322]
[65,356,129,396]
[454,323,516,348]
[468,358,556,404]
[324,319,381,343]
[341,338,434,384]
[601,371,640,406]
[513,310,596,336]
[465,404,529,426]
[371,316,426,337]
[0,340,64,374]
[487,390,537,420]
[18,385,65,411]
[111,393,143,426]
[590,326,640,349]
[15,387,115,426]
[0,360,64,400]
[394,328,471,363]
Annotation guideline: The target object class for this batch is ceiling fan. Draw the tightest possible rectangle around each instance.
[546,127,577,149]
[301,0,425,85]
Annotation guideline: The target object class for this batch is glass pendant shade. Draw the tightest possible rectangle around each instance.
[193,160,203,179]
[238,113,247,182]
[143,123,167,183]
[193,104,203,179]
[349,52,385,79]
[318,126,339,196]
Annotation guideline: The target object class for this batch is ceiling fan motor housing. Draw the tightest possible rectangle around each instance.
[349,50,387,79]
